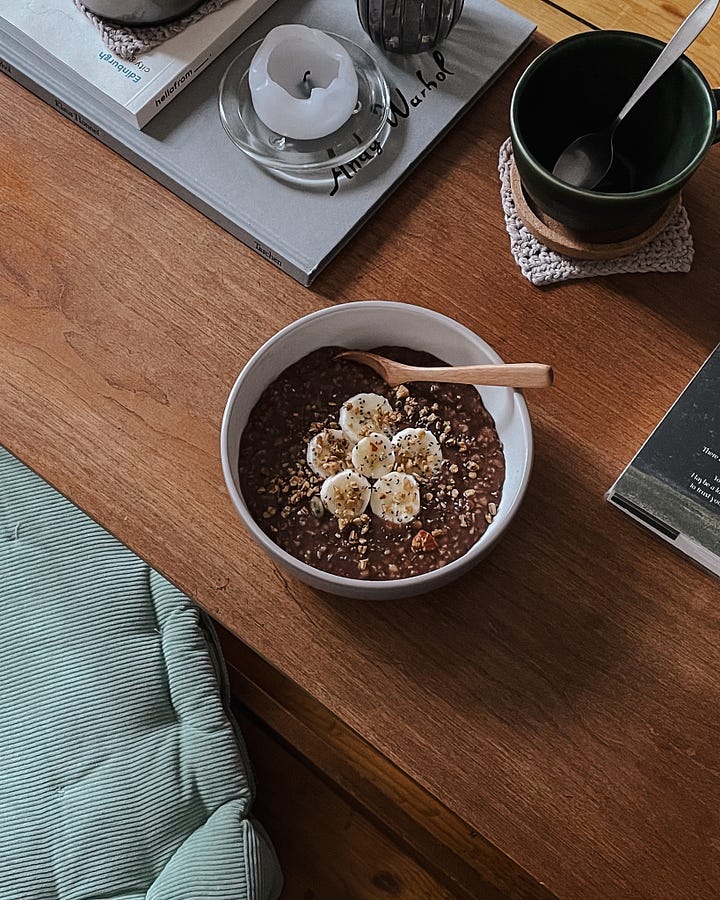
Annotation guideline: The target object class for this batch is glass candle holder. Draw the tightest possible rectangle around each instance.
[356,0,465,54]
[218,33,390,182]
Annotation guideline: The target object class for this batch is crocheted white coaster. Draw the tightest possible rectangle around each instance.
[498,138,694,287]
[74,0,232,60]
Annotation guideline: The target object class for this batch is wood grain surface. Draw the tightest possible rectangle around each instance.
[2,4,720,898]
[235,704,458,900]
[221,627,556,900]
[544,0,720,85]
[511,0,720,85]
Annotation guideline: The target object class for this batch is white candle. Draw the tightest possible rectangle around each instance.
[248,24,359,141]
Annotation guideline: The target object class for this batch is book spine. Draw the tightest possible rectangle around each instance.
[0,15,137,127]
[0,55,312,287]
[607,491,720,578]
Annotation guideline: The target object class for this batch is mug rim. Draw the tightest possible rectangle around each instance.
[510,29,717,201]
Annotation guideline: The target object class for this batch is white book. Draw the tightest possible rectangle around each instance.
[0,0,277,128]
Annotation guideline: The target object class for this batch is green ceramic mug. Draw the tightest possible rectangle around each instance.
[510,31,720,238]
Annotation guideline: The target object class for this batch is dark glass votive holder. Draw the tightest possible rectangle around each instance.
[357,0,465,54]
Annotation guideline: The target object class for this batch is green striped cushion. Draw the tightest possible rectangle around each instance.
[0,447,282,900]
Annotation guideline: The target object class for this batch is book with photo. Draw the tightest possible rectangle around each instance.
[607,343,720,577]
[0,0,535,285]
[0,0,277,128]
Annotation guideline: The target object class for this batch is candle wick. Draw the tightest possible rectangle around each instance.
[301,69,313,98]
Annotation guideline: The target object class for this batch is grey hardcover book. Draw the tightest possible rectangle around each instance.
[0,0,535,285]
[607,343,720,578]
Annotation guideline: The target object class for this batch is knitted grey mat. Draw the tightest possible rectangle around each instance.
[74,0,232,59]
[498,138,694,287]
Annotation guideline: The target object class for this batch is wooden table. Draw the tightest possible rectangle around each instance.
[2,2,720,898]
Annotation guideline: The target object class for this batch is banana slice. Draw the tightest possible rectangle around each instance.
[320,469,371,519]
[306,428,353,478]
[351,432,395,479]
[370,472,421,524]
[339,393,394,443]
[392,427,443,479]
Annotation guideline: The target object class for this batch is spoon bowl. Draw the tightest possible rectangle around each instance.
[338,350,554,388]
[552,123,620,190]
[552,0,720,189]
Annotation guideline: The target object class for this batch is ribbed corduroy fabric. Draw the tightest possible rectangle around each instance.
[0,447,283,900]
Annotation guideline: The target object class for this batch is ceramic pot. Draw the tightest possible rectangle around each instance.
[82,0,203,25]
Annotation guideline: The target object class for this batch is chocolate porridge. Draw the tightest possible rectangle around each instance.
[237,346,506,580]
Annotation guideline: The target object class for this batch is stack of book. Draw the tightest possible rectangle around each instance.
[0,0,277,128]
[0,0,536,284]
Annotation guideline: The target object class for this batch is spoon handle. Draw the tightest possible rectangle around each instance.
[400,363,553,388]
[616,0,720,125]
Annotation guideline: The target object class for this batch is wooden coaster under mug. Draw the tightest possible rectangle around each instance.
[509,162,681,261]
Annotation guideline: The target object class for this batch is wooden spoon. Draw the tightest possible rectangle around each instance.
[337,351,553,388]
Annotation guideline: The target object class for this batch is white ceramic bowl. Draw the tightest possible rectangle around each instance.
[220,301,533,599]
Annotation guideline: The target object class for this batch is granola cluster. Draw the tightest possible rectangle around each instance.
[238,346,505,580]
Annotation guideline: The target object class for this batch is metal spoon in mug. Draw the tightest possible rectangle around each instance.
[552,0,720,190]
[337,351,554,388]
